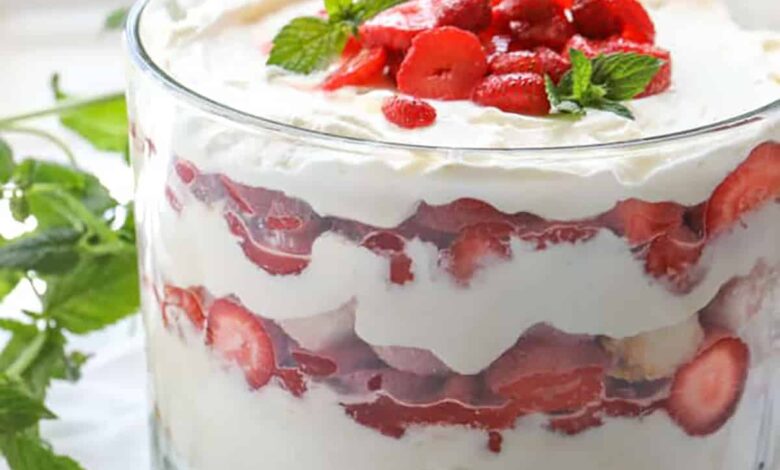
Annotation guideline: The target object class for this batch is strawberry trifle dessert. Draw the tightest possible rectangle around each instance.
[126,0,780,468]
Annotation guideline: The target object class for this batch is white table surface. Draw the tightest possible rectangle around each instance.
[0,1,778,469]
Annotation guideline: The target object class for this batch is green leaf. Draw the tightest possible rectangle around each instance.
[0,270,21,301]
[21,332,68,399]
[44,248,139,334]
[10,195,30,223]
[53,351,90,383]
[25,185,114,241]
[593,100,635,120]
[0,228,83,275]
[591,52,662,101]
[13,159,115,218]
[3,435,84,470]
[354,0,404,21]
[267,17,350,73]
[0,138,14,184]
[544,75,561,107]
[569,49,592,101]
[0,382,54,433]
[104,7,129,31]
[51,74,129,155]
[324,0,353,18]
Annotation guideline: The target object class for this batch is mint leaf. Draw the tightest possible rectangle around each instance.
[591,52,662,101]
[104,7,129,31]
[593,100,635,120]
[51,75,129,156]
[25,186,114,242]
[544,75,562,107]
[0,138,14,184]
[569,49,592,101]
[9,196,29,223]
[0,271,20,302]
[43,248,139,334]
[21,332,69,399]
[268,17,350,74]
[2,435,84,470]
[0,382,55,433]
[325,0,353,18]
[0,228,83,275]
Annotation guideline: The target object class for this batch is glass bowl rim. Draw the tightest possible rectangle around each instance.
[125,0,780,156]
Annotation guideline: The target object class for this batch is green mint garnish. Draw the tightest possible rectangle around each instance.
[546,49,663,120]
[267,0,403,74]
[104,7,129,31]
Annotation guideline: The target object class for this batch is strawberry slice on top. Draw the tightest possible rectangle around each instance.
[206,298,276,390]
[472,72,550,116]
[665,334,749,436]
[322,47,389,91]
[396,26,489,100]
[571,0,656,44]
[705,141,780,238]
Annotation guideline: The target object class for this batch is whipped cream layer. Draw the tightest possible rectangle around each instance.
[140,0,780,148]
[149,187,780,373]
[146,310,774,470]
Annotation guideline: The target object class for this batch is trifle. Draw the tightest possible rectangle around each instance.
[125,0,780,468]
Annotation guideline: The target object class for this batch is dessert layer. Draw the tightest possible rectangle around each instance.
[147,315,772,470]
[150,190,780,373]
[140,0,780,148]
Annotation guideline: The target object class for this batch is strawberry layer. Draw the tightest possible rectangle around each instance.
[150,178,780,373]
[146,307,774,470]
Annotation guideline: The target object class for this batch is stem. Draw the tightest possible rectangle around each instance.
[0,126,78,168]
[6,330,47,379]
[0,93,124,127]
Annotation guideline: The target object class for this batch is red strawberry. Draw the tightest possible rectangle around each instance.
[206,299,276,389]
[397,27,488,100]
[493,0,573,50]
[666,335,749,436]
[322,47,388,91]
[489,51,543,75]
[381,95,437,129]
[705,141,780,238]
[485,324,609,413]
[548,403,603,435]
[643,226,704,293]
[535,47,571,82]
[162,285,207,331]
[472,73,550,116]
[414,198,518,234]
[360,0,491,50]
[174,160,198,184]
[600,39,672,97]
[341,35,364,60]
[225,211,312,275]
[291,349,338,377]
[442,222,514,283]
[608,199,685,246]
[571,0,655,44]
[361,230,415,284]
[564,34,601,58]
[520,222,599,249]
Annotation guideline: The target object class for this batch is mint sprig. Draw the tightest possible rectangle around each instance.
[0,73,137,469]
[546,49,663,120]
[267,0,403,73]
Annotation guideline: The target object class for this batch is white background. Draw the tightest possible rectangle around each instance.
[0,0,778,469]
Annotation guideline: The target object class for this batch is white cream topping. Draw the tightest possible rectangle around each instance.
[151,190,780,373]
[146,308,774,470]
[141,0,780,148]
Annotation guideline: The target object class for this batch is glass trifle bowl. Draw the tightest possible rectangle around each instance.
[126,0,780,468]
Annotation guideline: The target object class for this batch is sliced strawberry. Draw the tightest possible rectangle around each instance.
[520,222,599,249]
[361,230,415,284]
[493,0,573,50]
[489,51,543,75]
[607,199,685,246]
[360,0,437,50]
[291,349,338,377]
[414,198,518,234]
[165,187,183,213]
[397,27,488,100]
[548,403,603,435]
[381,95,437,129]
[360,0,491,50]
[534,47,571,82]
[206,299,276,389]
[666,335,749,436]
[162,285,207,331]
[472,73,550,116]
[564,34,601,58]
[571,0,655,44]
[485,324,609,413]
[341,35,364,60]
[322,47,388,91]
[442,222,514,283]
[643,226,704,293]
[225,211,312,275]
[705,141,780,238]
[600,39,672,97]
[174,160,198,184]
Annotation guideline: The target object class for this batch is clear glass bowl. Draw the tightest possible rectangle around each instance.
[126,1,780,469]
